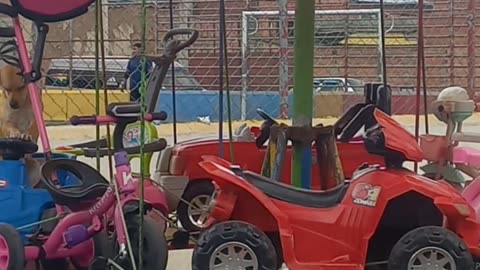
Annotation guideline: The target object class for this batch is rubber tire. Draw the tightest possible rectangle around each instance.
[177,181,214,232]
[117,214,169,270]
[192,221,277,270]
[388,226,474,270]
[41,230,112,270]
[0,224,24,270]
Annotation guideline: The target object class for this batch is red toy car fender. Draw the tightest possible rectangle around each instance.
[199,158,480,269]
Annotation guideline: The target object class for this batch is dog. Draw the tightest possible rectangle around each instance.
[0,64,42,187]
[0,64,39,142]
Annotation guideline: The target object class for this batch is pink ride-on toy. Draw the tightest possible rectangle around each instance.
[420,87,480,220]
[0,0,170,269]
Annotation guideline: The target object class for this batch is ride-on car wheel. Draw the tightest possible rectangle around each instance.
[116,214,168,270]
[388,226,474,270]
[0,224,24,270]
[192,221,277,270]
[177,181,214,232]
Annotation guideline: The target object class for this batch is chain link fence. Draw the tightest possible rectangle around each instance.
[0,0,476,136]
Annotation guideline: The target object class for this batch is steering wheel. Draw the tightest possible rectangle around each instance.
[255,108,280,148]
[256,108,279,126]
[0,138,38,160]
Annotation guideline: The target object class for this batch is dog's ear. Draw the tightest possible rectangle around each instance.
[0,65,24,91]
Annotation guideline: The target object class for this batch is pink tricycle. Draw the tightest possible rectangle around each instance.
[0,0,169,269]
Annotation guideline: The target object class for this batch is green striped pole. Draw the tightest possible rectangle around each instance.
[291,0,315,188]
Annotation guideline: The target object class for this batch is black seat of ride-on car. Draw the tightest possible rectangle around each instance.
[40,159,110,206]
[241,171,349,208]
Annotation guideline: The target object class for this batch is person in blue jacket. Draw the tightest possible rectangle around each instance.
[123,42,153,101]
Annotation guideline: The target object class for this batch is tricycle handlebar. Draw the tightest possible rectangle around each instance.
[162,28,199,56]
[70,111,167,126]
[0,3,17,18]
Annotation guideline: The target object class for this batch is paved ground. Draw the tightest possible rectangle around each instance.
[43,119,480,270]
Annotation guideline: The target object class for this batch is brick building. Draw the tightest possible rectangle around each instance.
[1,0,478,94]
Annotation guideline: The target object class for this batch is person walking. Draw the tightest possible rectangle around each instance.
[123,42,153,102]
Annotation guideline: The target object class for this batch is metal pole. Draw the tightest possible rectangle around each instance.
[379,0,388,88]
[291,0,315,189]
[467,0,476,98]
[68,20,73,89]
[241,13,248,121]
[278,0,289,119]
[448,0,454,86]
[376,11,383,82]
[102,0,110,54]
[414,0,425,172]
[218,0,226,157]
[168,0,178,144]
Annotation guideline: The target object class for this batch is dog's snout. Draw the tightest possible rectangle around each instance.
[9,100,19,109]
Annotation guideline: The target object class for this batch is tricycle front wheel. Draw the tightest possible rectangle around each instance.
[116,214,168,270]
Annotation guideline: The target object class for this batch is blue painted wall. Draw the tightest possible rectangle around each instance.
[155,90,294,123]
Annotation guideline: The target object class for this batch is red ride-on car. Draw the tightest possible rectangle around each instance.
[192,109,480,270]
[154,107,385,232]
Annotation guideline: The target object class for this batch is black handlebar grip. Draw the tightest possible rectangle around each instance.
[0,27,15,38]
[124,139,168,155]
[162,28,199,55]
[70,115,97,126]
[148,111,168,121]
[0,3,17,18]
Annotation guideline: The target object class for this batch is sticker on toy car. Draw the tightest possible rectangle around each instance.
[352,183,381,207]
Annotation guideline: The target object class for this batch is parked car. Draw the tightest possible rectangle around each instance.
[45,56,205,90]
[314,77,364,93]
[289,77,364,94]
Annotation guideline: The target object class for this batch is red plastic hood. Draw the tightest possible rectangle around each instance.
[374,109,423,162]
[172,137,257,155]
[175,136,219,145]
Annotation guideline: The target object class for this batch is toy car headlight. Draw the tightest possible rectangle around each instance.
[454,203,471,217]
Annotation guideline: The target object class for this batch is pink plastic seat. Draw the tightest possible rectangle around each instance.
[452,146,480,165]
[452,147,480,220]
[462,179,480,221]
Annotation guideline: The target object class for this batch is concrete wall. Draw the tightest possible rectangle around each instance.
[42,89,437,122]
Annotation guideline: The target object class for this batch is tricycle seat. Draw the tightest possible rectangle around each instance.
[452,146,480,165]
[241,171,349,208]
[107,102,141,118]
[40,159,109,206]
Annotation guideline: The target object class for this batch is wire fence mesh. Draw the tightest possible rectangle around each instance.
[0,0,477,136]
